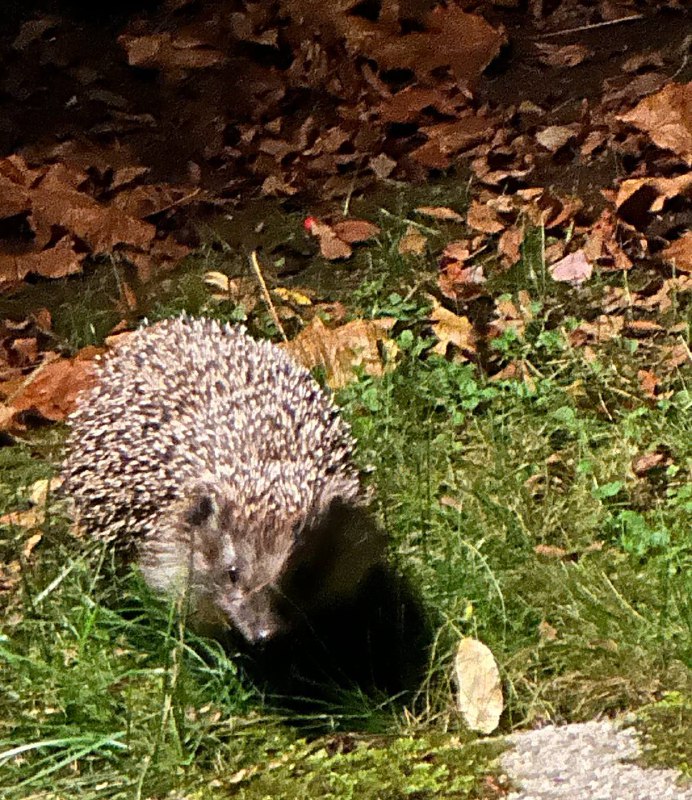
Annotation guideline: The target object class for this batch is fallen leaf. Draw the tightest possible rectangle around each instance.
[430,303,476,357]
[364,5,505,86]
[549,250,593,285]
[369,153,397,179]
[615,174,692,219]
[203,271,231,294]
[273,287,312,306]
[453,638,503,735]
[8,356,98,425]
[398,225,428,256]
[119,32,227,71]
[617,81,692,165]
[498,227,523,268]
[466,200,505,234]
[439,262,486,303]
[661,232,692,273]
[624,320,665,337]
[415,206,464,223]
[637,369,660,399]
[538,620,558,641]
[332,219,380,244]
[534,42,592,67]
[0,508,44,531]
[305,218,353,260]
[534,544,569,559]
[632,449,672,476]
[536,125,577,152]
[283,316,397,389]
[30,477,62,507]
[569,315,625,346]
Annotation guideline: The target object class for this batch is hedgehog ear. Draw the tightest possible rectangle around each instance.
[185,492,216,527]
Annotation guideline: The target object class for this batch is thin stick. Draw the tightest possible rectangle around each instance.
[249,250,287,341]
[535,14,643,38]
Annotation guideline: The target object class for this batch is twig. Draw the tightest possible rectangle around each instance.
[249,250,287,341]
[535,14,643,38]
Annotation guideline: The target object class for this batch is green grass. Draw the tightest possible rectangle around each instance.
[341,334,690,726]
[1,206,690,797]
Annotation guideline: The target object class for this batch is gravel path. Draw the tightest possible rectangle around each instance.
[501,720,691,800]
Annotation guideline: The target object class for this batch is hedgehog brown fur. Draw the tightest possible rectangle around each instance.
[62,316,384,643]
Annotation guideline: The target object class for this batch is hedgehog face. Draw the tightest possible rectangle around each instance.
[181,488,300,644]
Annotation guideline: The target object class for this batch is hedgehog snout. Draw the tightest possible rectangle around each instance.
[218,581,290,645]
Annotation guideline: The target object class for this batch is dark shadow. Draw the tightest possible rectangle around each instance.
[228,564,434,716]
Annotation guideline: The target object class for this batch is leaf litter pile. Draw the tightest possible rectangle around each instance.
[1,0,689,429]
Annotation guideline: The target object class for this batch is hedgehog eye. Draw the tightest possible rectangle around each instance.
[228,566,239,585]
[186,494,215,526]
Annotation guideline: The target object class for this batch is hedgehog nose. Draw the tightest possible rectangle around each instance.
[253,627,272,645]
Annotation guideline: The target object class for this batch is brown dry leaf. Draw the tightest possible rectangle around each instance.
[536,125,577,152]
[569,315,625,346]
[413,115,494,168]
[54,203,156,253]
[0,236,85,285]
[378,87,462,124]
[305,219,352,260]
[534,544,569,559]
[549,250,593,285]
[119,32,227,71]
[466,200,505,234]
[453,638,503,735]
[8,356,98,425]
[625,320,665,337]
[489,295,532,340]
[261,175,298,196]
[430,303,476,358]
[30,477,62,507]
[534,42,593,67]
[520,189,583,230]
[638,370,659,399]
[498,227,523,268]
[661,232,692,273]
[538,620,558,641]
[632,449,672,476]
[615,173,692,217]
[439,262,486,303]
[442,241,475,264]
[617,81,692,165]
[583,210,634,272]
[415,206,464,223]
[398,226,428,256]
[0,508,44,531]
[369,153,397,179]
[362,5,504,87]
[659,342,692,371]
[332,220,380,244]
[638,275,692,313]
[283,316,397,390]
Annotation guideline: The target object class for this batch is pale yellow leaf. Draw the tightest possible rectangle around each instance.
[454,637,503,734]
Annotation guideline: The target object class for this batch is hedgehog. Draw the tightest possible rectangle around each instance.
[62,316,385,644]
